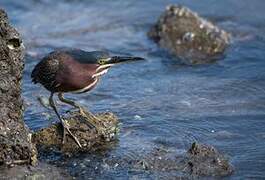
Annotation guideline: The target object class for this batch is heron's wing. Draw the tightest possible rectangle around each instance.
[31,56,60,92]
[64,49,110,64]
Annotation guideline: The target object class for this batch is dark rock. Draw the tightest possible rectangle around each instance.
[33,110,119,153]
[0,163,72,179]
[0,9,37,166]
[105,143,233,178]
[184,142,233,176]
[148,5,230,64]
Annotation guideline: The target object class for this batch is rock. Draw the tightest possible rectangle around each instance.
[0,9,37,166]
[184,142,233,176]
[0,163,72,179]
[148,5,230,64]
[33,110,119,152]
[105,142,233,178]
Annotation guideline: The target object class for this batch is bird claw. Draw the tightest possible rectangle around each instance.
[78,107,103,133]
[78,107,88,117]
[61,119,82,148]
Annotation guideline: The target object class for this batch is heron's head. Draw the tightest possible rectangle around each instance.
[92,56,144,78]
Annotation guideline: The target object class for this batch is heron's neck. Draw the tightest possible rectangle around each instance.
[92,64,113,78]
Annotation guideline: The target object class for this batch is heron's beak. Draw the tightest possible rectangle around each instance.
[93,56,144,78]
[106,56,145,65]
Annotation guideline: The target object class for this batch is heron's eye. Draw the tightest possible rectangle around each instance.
[98,59,105,65]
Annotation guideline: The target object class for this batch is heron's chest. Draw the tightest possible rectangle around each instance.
[71,78,99,94]
[55,61,99,92]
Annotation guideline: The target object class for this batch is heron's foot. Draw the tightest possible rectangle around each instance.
[61,119,82,148]
[78,106,88,117]
[78,107,104,133]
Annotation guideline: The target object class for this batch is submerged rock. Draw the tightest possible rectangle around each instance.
[33,110,119,152]
[184,142,233,176]
[0,9,37,166]
[105,142,233,178]
[148,5,230,64]
[0,163,72,179]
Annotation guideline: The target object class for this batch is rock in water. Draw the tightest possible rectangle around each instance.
[105,142,233,178]
[0,163,72,179]
[184,142,233,176]
[33,110,119,152]
[148,5,230,64]
[0,9,37,166]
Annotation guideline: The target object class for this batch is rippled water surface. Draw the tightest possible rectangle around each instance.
[2,0,265,179]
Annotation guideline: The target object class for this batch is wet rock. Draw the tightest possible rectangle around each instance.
[0,163,72,179]
[148,5,230,64]
[0,9,37,166]
[134,143,233,177]
[184,142,233,176]
[106,143,233,178]
[33,110,119,152]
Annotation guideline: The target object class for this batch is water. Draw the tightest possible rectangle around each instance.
[2,0,265,179]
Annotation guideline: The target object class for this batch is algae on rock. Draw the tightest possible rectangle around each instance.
[33,110,119,152]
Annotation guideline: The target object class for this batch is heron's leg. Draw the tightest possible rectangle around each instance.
[58,93,102,131]
[58,93,85,113]
[58,93,100,122]
[49,93,82,148]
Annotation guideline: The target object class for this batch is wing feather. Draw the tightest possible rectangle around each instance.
[62,49,110,64]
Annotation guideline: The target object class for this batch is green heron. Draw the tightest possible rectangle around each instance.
[31,48,144,147]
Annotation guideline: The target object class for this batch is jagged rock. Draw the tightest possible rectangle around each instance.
[184,142,233,176]
[105,142,233,178]
[0,9,37,166]
[148,5,230,64]
[33,110,119,152]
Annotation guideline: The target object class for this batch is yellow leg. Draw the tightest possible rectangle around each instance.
[58,93,102,131]
[49,93,82,148]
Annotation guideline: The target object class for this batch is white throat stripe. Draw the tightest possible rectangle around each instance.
[72,78,98,93]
